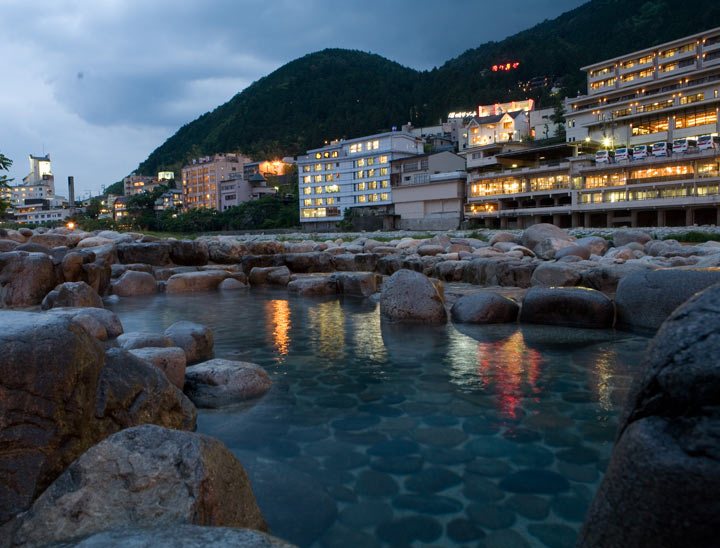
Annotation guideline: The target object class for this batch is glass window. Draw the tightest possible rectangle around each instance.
[315,186,323,194]
[314,175,323,183]
[379,155,388,164]
[380,193,389,201]
[314,163,322,171]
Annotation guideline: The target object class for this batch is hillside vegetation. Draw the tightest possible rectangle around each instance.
[138,0,720,176]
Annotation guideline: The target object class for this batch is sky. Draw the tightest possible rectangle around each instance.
[1,0,587,198]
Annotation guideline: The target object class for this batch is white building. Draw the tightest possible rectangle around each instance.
[297,131,423,230]
[1,154,57,208]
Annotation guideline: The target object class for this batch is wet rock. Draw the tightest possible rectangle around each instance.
[614,269,720,331]
[355,470,399,496]
[339,501,393,528]
[246,240,285,255]
[578,283,720,548]
[405,467,462,493]
[466,502,516,529]
[462,257,536,288]
[332,253,378,272]
[0,251,57,307]
[499,469,570,494]
[380,269,446,323]
[12,425,267,546]
[205,238,248,263]
[450,291,519,324]
[376,516,442,545]
[184,359,271,408]
[218,277,247,290]
[169,239,209,266]
[111,270,158,296]
[117,242,171,266]
[28,233,70,248]
[530,261,584,287]
[519,287,614,329]
[110,262,154,279]
[332,272,378,296]
[166,270,229,293]
[529,524,578,548]
[249,266,291,286]
[16,242,52,254]
[534,237,577,260]
[283,251,333,273]
[287,276,338,296]
[129,346,187,389]
[579,261,655,293]
[165,321,214,364]
[575,236,609,256]
[47,307,123,338]
[117,331,172,350]
[507,494,551,519]
[490,232,520,245]
[76,236,116,249]
[447,517,486,542]
[0,239,18,253]
[613,229,652,247]
[42,281,103,310]
[393,494,463,514]
[554,245,591,260]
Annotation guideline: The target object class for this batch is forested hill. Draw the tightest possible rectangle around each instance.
[138,0,720,176]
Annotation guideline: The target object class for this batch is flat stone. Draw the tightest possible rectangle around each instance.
[338,501,393,528]
[392,494,463,515]
[510,445,555,467]
[446,517,486,542]
[556,445,600,465]
[528,523,578,548]
[507,494,551,519]
[499,469,571,494]
[376,516,442,545]
[422,448,475,465]
[465,458,512,477]
[485,529,531,548]
[370,455,424,475]
[405,467,462,493]
[367,439,420,457]
[466,502,516,529]
[468,437,517,458]
[412,427,468,448]
[354,470,399,497]
[463,474,505,502]
[552,494,590,522]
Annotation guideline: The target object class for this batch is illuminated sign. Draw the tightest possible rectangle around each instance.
[158,171,175,180]
[492,62,520,72]
[478,99,534,117]
[448,111,477,119]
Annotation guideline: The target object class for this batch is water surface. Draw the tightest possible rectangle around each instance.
[108,289,649,548]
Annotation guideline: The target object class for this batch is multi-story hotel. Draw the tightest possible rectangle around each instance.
[465,27,720,229]
[297,131,423,230]
[181,153,252,211]
[1,154,56,208]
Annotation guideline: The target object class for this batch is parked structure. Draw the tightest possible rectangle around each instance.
[297,131,423,231]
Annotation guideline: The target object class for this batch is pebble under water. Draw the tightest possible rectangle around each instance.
[108,289,649,548]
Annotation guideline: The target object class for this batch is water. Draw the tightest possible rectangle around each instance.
[107,289,649,548]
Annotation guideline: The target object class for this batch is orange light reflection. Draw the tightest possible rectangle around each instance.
[266,299,290,358]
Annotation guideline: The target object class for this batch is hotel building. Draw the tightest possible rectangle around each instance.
[297,131,423,231]
[465,27,720,229]
[1,154,56,207]
[181,153,252,211]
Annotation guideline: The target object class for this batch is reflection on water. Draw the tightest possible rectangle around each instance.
[266,299,291,359]
[475,331,544,420]
[589,349,617,411]
[307,300,345,361]
[352,310,387,362]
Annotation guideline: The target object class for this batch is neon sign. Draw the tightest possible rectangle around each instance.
[492,62,520,72]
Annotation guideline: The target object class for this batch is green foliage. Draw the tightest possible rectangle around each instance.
[0,152,13,216]
[105,180,124,196]
[222,196,299,230]
[337,207,357,232]
[85,198,103,219]
[663,231,720,243]
[467,230,489,241]
[136,0,720,175]
[69,215,119,232]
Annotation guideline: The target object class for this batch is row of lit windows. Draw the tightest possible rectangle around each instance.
[630,165,694,180]
[355,193,389,203]
[183,175,216,184]
[303,184,341,195]
[301,206,341,218]
[621,54,654,70]
[303,197,337,206]
[354,168,389,179]
[636,99,674,113]
[586,173,627,188]
[530,174,569,191]
[314,150,339,159]
[356,181,390,191]
[303,173,339,184]
[621,68,654,83]
[590,77,617,90]
[354,155,388,167]
[470,177,522,197]
[184,167,217,176]
[349,140,380,154]
[578,185,711,204]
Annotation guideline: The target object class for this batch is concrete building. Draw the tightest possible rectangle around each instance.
[12,204,71,225]
[390,151,467,230]
[529,107,561,140]
[458,100,535,151]
[297,131,423,231]
[219,173,275,211]
[1,154,56,208]
[154,189,183,211]
[181,153,252,211]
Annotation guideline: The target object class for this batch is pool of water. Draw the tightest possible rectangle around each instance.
[107,289,649,548]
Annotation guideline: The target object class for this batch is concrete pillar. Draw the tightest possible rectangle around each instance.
[534,214,543,225]
[552,213,562,226]
[667,116,675,142]
[571,213,580,228]
[500,216,508,229]
[657,209,665,227]
[716,206,720,226]
[685,208,694,226]
[606,211,613,228]
[584,212,591,227]
[631,209,639,228]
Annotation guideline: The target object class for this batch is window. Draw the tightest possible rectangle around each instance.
[350,143,362,154]
[332,151,338,158]
[381,180,389,188]
[357,195,367,203]
[325,174,333,182]
[366,140,379,150]
[368,194,379,202]
[326,197,335,205]
[590,66,612,78]
[380,193,389,201]
[315,153,321,159]
[356,159,365,167]
[303,187,311,195]
[632,116,669,135]
[367,169,375,177]
[367,157,375,166]
[314,175,322,183]
[630,165,694,180]
[586,173,627,188]
[379,155,388,164]
[680,93,704,105]
[661,62,678,73]
[323,151,330,158]
[675,108,717,129]
[315,186,323,194]
[303,199,312,206]
[636,99,673,113]
[380,167,388,176]
[368,181,377,190]
[698,162,719,178]
[614,108,632,118]
[355,170,365,179]
[356,182,366,191]
[303,176,311,184]
[503,121,513,129]
[530,174,569,191]
[324,184,340,193]
[315,198,324,205]
[325,163,333,170]
[314,163,322,171]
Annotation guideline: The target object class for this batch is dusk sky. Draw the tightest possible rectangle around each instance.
[1,0,587,198]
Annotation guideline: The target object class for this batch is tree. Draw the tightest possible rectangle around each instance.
[549,99,567,140]
[0,152,13,216]
[105,180,124,196]
[85,198,103,219]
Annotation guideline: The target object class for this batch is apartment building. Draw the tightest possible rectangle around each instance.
[465,28,720,229]
[154,189,183,211]
[390,151,467,230]
[181,153,252,211]
[1,154,56,208]
[124,172,174,196]
[297,131,423,231]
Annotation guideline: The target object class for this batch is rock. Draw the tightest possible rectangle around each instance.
[380,269,447,323]
[0,313,195,527]
[0,240,18,253]
[287,276,338,296]
[111,270,158,296]
[534,237,577,260]
[16,242,52,254]
[41,281,104,310]
[12,425,267,546]
[153,266,198,281]
[184,359,272,408]
[61,252,86,282]
[377,255,403,276]
[417,244,445,256]
[0,251,57,307]
[16,228,33,238]
[575,236,609,256]
[117,242,171,266]
[433,260,467,282]
[76,236,116,249]
[218,278,247,290]
[519,287,614,329]
[490,232,520,245]
[246,240,285,255]
[530,262,583,287]
[28,233,70,248]
[521,223,572,251]
[47,307,124,338]
[615,269,720,332]
[332,272,378,296]
[116,332,170,351]
[462,258,537,288]
[165,321,214,364]
[396,238,421,250]
[129,347,187,389]
[613,229,652,247]
[554,245,591,260]
[450,291,519,324]
[205,238,248,263]
[248,266,291,286]
[283,252,333,273]
[578,284,720,548]
[331,253,378,272]
[579,262,655,293]
[43,525,296,547]
[169,239,209,266]
[166,270,229,293]
[81,259,112,296]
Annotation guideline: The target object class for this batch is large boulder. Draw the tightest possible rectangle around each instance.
[117,242,171,266]
[575,236,610,256]
[380,269,447,323]
[12,425,267,546]
[519,287,614,329]
[41,281,104,310]
[0,313,195,527]
[579,261,655,293]
[47,307,124,338]
[76,236,116,249]
[613,229,652,248]
[116,331,172,350]
[283,252,333,273]
[169,239,209,266]
[28,233,70,249]
[578,284,720,548]
[530,262,584,287]
[615,269,720,331]
[0,240,18,253]
[111,270,158,297]
[520,223,572,252]
[166,270,229,293]
[129,347,187,389]
[0,251,57,307]
[533,237,577,260]
[205,238,248,263]
[462,258,537,288]
[165,321,214,364]
[450,291,519,324]
[332,272,379,297]
[246,240,285,255]
[37,526,296,547]
[287,276,338,296]
[248,266,291,286]
[184,359,272,408]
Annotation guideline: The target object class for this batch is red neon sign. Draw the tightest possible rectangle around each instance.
[492,62,520,72]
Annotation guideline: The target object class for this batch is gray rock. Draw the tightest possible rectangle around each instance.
[530,262,583,287]
[0,313,195,527]
[380,269,447,323]
[613,229,652,247]
[129,347,187,389]
[521,223,572,251]
[615,269,720,332]
[166,270,229,293]
[575,236,609,256]
[0,240,19,253]
[578,284,720,548]
[218,277,247,290]
[331,253,378,272]
[283,252,333,273]
[110,263,154,279]
[152,266,198,281]
[450,291,519,324]
[16,242,52,254]
[184,359,272,408]
[287,276,338,296]
[248,266,291,286]
[534,237,577,260]
[12,425,267,546]
[45,525,296,547]
[332,272,379,296]
[117,242,171,266]
[0,251,57,307]
[554,245,591,260]
[520,287,614,329]
[42,281,104,310]
[117,331,172,350]
[165,321,214,364]
[579,262,655,293]
[205,238,248,263]
[111,270,158,297]
[47,307,124,338]
[462,258,537,288]
[28,233,70,248]
[489,232,520,245]
[417,244,445,256]
[169,240,209,266]
[246,240,285,255]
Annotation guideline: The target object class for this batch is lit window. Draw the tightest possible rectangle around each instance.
[303,176,311,183]
[314,163,322,171]
[357,195,367,203]
[380,193,389,201]
[315,186,323,194]
[315,198,324,205]
[357,182,366,191]
[315,153,321,159]
[314,175,323,182]
[332,151,338,158]
[303,187,311,195]
[379,155,388,164]
[304,199,312,206]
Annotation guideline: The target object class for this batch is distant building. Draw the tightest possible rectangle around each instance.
[181,153,252,211]
[154,189,183,211]
[1,154,56,208]
[529,107,561,140]
[297,131,423,231]
[124,171,176,196]
[458,100,535,150]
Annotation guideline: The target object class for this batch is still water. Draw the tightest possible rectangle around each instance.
[107,289,649,548]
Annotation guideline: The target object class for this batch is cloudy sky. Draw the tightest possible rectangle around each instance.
[1,0,587,197]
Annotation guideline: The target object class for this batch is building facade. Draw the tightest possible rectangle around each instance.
[181,153,252,211]
[1,154,56,208]
[297,131,423,230]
